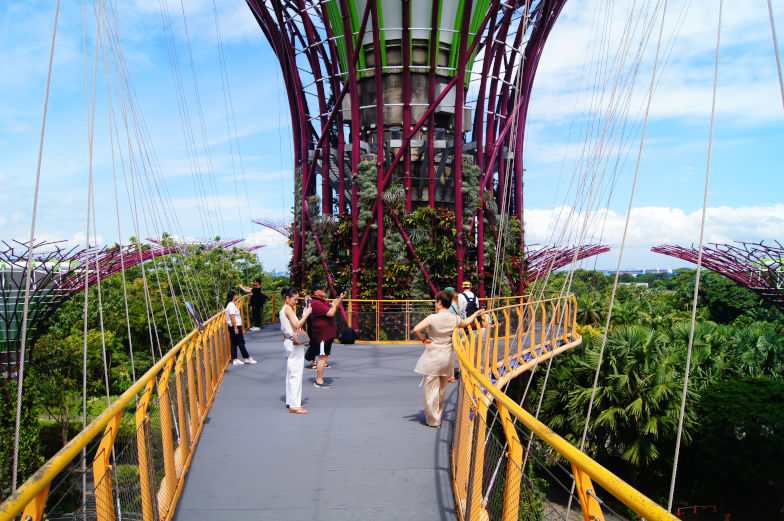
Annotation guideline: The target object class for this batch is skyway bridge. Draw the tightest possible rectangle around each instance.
[0,295,679,521]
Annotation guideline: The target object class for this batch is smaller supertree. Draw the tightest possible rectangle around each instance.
[252,219,291,239]
[652,241,784,313]
[526,244,611,285]
[1,239,177,385]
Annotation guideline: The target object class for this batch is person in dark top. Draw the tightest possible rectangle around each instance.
[240,278,268,331]
[305,284,346,388]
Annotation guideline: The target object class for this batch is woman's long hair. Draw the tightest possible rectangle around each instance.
[225,290,236,306]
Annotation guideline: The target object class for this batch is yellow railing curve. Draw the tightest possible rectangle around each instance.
[0,298,248,521]
[450,293,679,521]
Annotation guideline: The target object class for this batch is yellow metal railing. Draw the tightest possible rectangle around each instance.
[259,295,525,343]
[0,298,247,521]
[450,294,679,521]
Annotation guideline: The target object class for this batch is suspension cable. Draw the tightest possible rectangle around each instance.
[11,0,61,495]
[767,0,784,111]
[667,0,722,510]
[564,1,668,516]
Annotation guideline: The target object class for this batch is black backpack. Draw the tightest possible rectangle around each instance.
[461,292,480,316]
[340,327,356,344]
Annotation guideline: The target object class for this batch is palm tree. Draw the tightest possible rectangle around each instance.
[666,321,729,391]
[538,325,697,489]
[576,291,604,326]
[610,300,640,327]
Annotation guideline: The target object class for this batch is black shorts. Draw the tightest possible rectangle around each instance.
[305,338,333,361]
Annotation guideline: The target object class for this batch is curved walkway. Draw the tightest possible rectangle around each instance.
[173,327,459,521]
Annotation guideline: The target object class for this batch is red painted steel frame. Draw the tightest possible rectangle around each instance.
[652,242,784,313]
[0,239,178,382]
[246,0,572,297]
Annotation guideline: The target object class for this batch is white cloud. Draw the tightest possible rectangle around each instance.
[244,228,290,273]
[529,0,783,127]
[69,230,104,247]
[524,204,784,269]
[245,228,287,249]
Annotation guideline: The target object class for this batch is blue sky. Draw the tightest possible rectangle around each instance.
[1,0,782,274]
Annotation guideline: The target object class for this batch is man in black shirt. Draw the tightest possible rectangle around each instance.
[240,278,268,331]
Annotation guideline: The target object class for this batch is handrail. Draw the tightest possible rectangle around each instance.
[261,294,570,344]
[0,297,247,521]
[450,294,679,521]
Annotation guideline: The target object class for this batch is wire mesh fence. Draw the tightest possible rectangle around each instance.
[2,301,240,521]
[450,294,672,521]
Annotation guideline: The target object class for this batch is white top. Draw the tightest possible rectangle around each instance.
[279,304,295,340]
[224,301,242,327]
[456,290,475,314]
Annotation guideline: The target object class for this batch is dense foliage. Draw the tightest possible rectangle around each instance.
[291,159,523,298]
[527,269,784,518]
[1,240,287,499]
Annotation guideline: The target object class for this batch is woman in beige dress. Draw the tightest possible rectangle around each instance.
[412,290,482,428]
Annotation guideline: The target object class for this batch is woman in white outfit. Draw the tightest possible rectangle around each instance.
[412,290,482,428]
[280,288,311,414]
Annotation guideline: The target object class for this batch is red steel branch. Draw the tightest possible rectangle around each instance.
[652,241,784,313]
[248,0,570,297]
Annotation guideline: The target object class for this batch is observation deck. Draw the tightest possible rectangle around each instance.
[172,327,458,521]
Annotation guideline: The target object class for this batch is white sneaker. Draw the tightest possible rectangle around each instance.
[244,358,258,365]
[231,359,244,366]
[250,327,260,331]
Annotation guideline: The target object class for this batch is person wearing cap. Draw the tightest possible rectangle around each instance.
[456,280,480,318]
[306,284,346,388]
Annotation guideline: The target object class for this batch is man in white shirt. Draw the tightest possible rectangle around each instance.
[225,290,258,365]
[457,280,480,317]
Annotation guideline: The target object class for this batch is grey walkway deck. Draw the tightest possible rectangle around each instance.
[173,327,459,521]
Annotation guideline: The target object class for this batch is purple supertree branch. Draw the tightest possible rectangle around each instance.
[525,244,611,283]
[252,219,291,238]
[249,0,571,298]
[0,240,178,384]
[652,241,784,313]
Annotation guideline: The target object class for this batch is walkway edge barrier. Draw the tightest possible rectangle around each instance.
[0,297,248,521]
[451,297,679,521]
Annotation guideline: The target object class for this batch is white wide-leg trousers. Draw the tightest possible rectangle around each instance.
[285,341,305,408]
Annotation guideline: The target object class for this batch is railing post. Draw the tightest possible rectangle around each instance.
[497,404,523,521]
[135,381,155,521]
[572,465,606,521]
[348,300,353,328]
[375,301,380,342]
[405,300,410,342]
[19,482,49,521]
[93,411,123,521]
[490,311,501,379]
[466,397,489,521]
[174,349,189,475]
[502,308,511,373]
[186,335,200,438]
[514,304,525,360]
[453,334,473,516]
[156,359,177,520]
[194,335,206,419]
[203,335,214,395]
